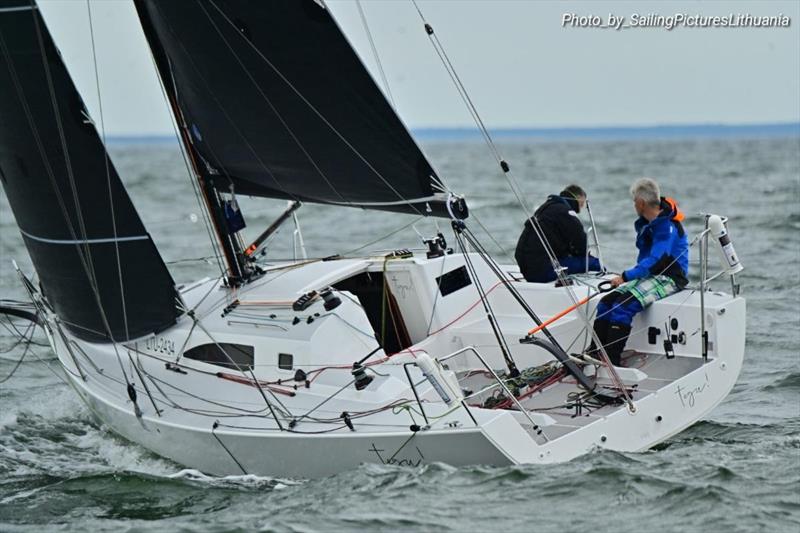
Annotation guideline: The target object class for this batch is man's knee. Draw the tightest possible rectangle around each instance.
[597,290,642,325]
[596,291,620,318]
[607,298,643,325]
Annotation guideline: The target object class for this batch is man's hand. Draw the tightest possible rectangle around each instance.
[610,275,626,288]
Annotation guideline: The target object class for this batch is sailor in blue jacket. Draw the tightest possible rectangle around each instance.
[588,178,689,366]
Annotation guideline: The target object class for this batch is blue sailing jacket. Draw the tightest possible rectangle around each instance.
[622,198,689,288]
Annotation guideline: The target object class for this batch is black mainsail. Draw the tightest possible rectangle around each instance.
[0,1,180,342]
[134,0,466,219]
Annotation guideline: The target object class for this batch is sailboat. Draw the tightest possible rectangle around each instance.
[0,0,746,478]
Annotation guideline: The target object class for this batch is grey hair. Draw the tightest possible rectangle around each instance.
[630,178,661,207]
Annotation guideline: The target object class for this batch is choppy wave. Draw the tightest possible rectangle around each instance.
[763,371,800,392]
[1,137,799,531]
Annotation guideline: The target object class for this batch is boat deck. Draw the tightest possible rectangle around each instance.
[460,351,708,443]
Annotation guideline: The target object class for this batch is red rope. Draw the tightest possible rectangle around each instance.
[427,280,506,336]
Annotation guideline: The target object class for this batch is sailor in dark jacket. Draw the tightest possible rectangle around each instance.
[514,184,601,282]
[588,178,689,366]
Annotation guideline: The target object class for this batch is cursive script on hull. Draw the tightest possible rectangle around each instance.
[368,443,425,467]
[675,372,711,408]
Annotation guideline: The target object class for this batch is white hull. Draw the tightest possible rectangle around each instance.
[42,253,745,478]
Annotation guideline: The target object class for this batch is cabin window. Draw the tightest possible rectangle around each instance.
[436,266,472,296]
[183,343,254,371]
[278,353,294,370]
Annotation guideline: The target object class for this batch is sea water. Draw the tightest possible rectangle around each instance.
[1,134,798,532]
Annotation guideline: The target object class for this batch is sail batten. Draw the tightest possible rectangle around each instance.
[0,0,180,342]
[134,0,466,218]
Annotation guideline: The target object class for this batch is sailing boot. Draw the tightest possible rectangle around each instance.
[604,323,632,367]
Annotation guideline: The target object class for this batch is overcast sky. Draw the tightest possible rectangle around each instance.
[37,0,800,136]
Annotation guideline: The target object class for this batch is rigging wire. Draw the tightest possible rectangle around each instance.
[0,319,35,384]
[425,251,450,336]
[205,0,433,217]
[143,30,226,277]
[3,3,717,434]
[86,0,131,343]
[469,210,513,264]
[407,0,633,406]
[355,0,395,109]
[407,0,560,268]
[6,6,144,415]
[452,224,519,376]
[406,0,561,272]
[165,68,246,281]
[194,1,354,208]
[179,300,290,424]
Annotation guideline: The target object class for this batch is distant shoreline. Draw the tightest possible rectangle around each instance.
[106,122,800,145]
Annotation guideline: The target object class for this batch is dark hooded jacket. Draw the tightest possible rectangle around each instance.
[515,194,586,281]
[622,197,689,288]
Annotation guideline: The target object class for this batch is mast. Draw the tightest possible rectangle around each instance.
[168,85,249,284]
[137,8,249,285]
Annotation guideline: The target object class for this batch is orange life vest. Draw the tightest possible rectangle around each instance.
[664,197,684,223]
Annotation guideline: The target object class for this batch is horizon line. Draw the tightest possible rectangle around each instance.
[105,121,800,143]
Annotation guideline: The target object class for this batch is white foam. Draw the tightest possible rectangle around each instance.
[69,427,176,476]
[167,468,303,489]
[0,411,18,431]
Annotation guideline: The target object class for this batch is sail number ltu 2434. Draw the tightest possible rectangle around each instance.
[144,336,175,356]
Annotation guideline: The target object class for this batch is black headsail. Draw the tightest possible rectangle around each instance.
[133,0,467,221]
[0,1,180,342]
